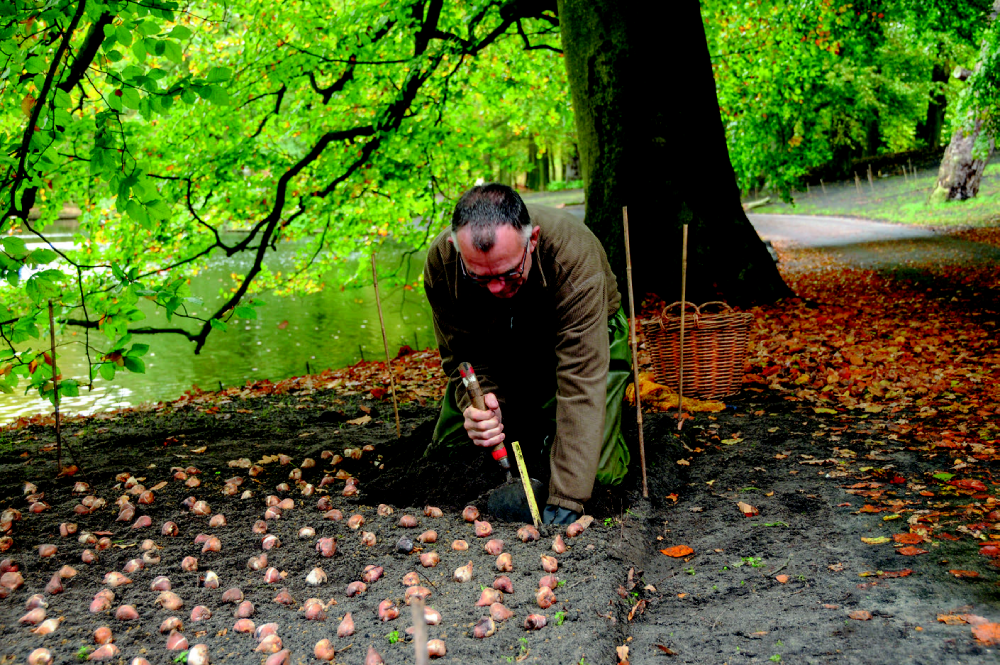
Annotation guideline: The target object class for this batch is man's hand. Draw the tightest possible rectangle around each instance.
[463,392,504,448]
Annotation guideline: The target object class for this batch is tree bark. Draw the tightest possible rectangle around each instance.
[932,118,995,201]
[557,0,790,306]
[916,63,948,149]
[932,0,1000,202]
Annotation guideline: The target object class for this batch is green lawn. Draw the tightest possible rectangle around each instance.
[758,162,1000,228]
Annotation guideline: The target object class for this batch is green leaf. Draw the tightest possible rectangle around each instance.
[115,24,132,47]
[30,248,58,264]
[138,19,161,36]
[933,472,955,482]
[123,355,145,374]
[169,25,192,41]
[122,87,142,110]
[125,199,152,229]
[163,39,183,64]
[99,362,116,382]
[2,236,27,258]
[127,343,149,357]
[206,66,231,83]
[60,380,79,397]
[234,306,256,320]
[209,318,228,332]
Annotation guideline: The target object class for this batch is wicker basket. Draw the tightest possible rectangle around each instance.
[641,301,752,400]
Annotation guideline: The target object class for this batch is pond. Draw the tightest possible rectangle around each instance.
[1,191,585,426]
[1,229,434,425]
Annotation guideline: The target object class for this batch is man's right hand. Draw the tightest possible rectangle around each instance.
[463,392,504,448]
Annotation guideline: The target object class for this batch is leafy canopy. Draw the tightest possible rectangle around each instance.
[0,0,567,401]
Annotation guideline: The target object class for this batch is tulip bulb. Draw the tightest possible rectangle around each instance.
[306,567,327,586]
[451,539,468,551]
[462,505,479,522]
[524,614,547,630]
[490,603,514,621]
[402,571,420,586]
[377,599,399,621]
[476,588,502,606]
[493,576,514,594]
[345,581,367,597]
[540,555,558,573]
[159,617,182,633]
[233,619,255,633]
[536,586,556,609]
[453,560,473,583]
[420,551,440,568]
[314,639,335,661]
[427,639,447,658]
[272,588,294,605]
[365,646,384,665]
[236,601,255,618]
[337,612,355,637]
[27,649,52,665]
[517,525,540,542]
[424,505,443,518]
[473,616,496,638]
[362,565,383,583]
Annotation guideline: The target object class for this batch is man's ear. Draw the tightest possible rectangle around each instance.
[447,236,454,244]
[529,225,541,250]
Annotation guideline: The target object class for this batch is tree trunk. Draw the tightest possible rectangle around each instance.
[557,0,790,307]
[916,63,948,149]
[932,0,1000,202]
[931,118,995,202]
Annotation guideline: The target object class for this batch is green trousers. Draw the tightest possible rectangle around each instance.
[430,307,632,486]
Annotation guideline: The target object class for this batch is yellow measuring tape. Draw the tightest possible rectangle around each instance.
[510,441,541,527]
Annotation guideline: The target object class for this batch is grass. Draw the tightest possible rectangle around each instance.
[758,163,1000,228]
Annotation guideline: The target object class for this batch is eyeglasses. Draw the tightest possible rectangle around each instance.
[459,240,530,285]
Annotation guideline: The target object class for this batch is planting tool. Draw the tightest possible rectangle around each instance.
[458,362,545,523]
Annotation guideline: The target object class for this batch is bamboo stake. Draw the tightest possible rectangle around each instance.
[371,253,401,438]
[48,301,62,472]
[867,164,875,194]
[411,597,428,665]
[621,207,648,498]
[677,225,689,431]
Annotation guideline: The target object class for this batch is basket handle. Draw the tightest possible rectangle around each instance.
[657,301,700,330]
[697,301,735,314]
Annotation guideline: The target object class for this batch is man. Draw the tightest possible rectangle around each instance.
[423,183,631,524]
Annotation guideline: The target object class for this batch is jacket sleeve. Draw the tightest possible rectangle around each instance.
[547,268,609,513]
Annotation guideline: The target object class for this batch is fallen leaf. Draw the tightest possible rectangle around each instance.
[828,563,845,572]
[660,545,694,558]
[896,546,928,556]
[654,644,676,655]
[848,610,872,621]
[938,614,967,625]
[949,479,987,492]
[948,570,980,579]
[775,574,789,583]
[676,459,690,466]
[616,645,629,662]
[892,533,924,545]
[964,614,990,626]
[346,415,372,426]
[861,536,890,545]
[191,446,207,454]
[972,623,1000,646]
[822,604,839,609]
[737,501,759,517]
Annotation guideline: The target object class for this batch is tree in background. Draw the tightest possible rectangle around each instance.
[702,0,992,198]
[558,0,791,305]
[932,0,1000,202]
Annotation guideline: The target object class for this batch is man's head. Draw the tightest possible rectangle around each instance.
[450,184,540,298]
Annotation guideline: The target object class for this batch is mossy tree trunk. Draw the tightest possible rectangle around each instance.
[557,0,790,307]
[932,0,1000,202]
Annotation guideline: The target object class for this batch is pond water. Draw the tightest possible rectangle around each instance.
[2,229,434,425]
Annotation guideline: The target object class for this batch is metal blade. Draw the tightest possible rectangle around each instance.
[487,477,546,523]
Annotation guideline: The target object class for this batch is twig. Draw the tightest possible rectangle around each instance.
[411,597,428,665]
[622,208,647,498]
[371,252,400,438]
[48,301,62,472]
[677,225,689,431]
[770,554,793,576]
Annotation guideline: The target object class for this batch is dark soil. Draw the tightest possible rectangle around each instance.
[0,382,998,664]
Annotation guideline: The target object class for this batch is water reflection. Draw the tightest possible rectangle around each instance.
[2,235,433,424]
